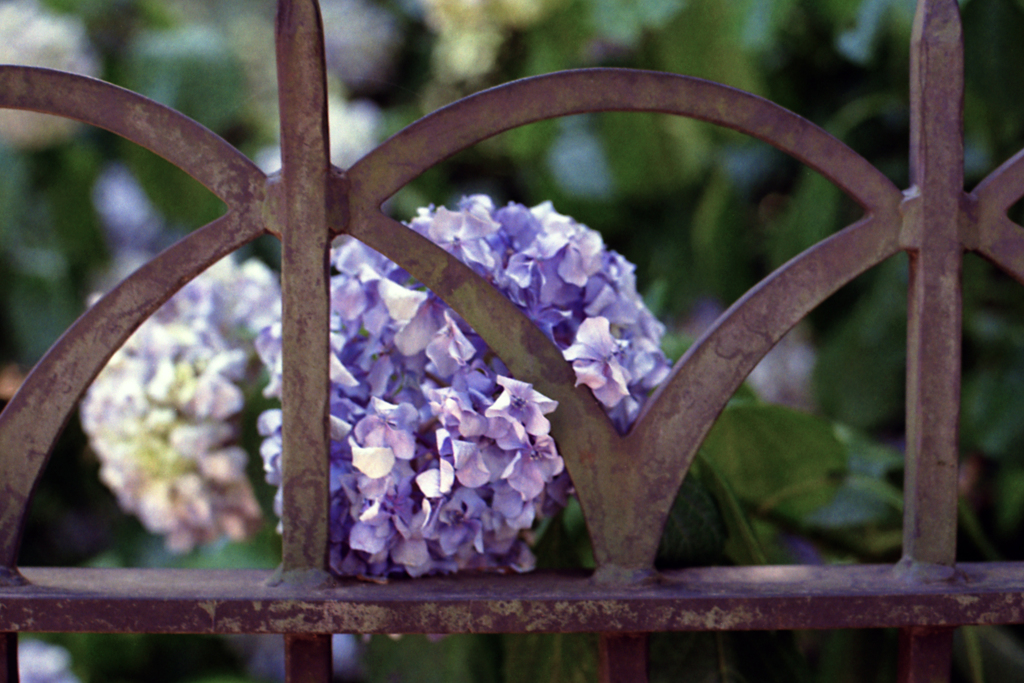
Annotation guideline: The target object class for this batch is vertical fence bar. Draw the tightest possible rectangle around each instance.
[275,0,333,583]
[599,633,648,683]
[902,0,963,574]
[1,633,15,683]
[900,0,964,680]
[285,635,333,683]
[276,1,334,679]
[897,628,955,683]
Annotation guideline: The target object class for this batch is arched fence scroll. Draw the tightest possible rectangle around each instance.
[1,0,1023,681]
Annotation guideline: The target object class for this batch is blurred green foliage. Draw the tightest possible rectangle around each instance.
[4,0,1024,681]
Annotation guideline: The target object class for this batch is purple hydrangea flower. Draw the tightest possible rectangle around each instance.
[485,376,558,449]
[257,196,671,577]
[563,316,632,408]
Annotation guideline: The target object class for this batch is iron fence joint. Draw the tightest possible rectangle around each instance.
[958,191,980,251]
[263,170,285,239]
[899,185,923,250]
[894,557,965,585]
[327,166,350,237]
[0,566,26,589]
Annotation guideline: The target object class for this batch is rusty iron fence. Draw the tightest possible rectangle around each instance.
[2,0,1024,681]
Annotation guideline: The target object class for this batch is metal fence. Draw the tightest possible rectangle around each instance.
[1,0,1023,681]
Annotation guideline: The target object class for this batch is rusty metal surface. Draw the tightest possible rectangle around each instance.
[1,633,14,683]
[898,628,955,683]
[285,634,332,683]
[599,634,648,683]
[901,0,963,573]
[346,68,898,213]
[3,564,1024,634]
[274,0,332,586]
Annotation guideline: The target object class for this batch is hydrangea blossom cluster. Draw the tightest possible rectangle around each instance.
[258,196,670,577]
[0,0,100,149]
[417,0,561,81]
[81,257,280,553]
[18,640,80,683]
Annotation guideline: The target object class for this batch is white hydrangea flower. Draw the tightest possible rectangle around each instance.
[417,0,560,80]
[18,640,80,683]
[0,0,100,149]
[81,256,280,553]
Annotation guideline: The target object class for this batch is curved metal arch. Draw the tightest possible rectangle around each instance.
[346,68,902,219]
[973,214,1024,285]
[968,149,1024,285]
[627,212,902,496]
[607,211,903,571]
[0,66,275,572]
[338,68,907,572]
[972,146,1024,215]
[0,210,266,573]
[0,66,266,210]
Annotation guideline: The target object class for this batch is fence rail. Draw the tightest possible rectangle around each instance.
[2,0,1023,681]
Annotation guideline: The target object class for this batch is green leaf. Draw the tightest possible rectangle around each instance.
[836,0,892,65]
[695,453,768,566]
[964,0,1024,138]
[701,404,847,522]
[812,256,908,431]
[0,145,28,246]
[690,169,757,303]
[125,26,246,133]
[811,630,900,683]
[656,469,727,569]
[364,634,503,683]
[7,274,83,364]
[834,424,903,478]
[650,630,810,683]
[994,464,1024,536]
[501,119,559,165]
[42,145,106,275]
[803,426,904,530]
[802,474,902,529]
[763,168,841,271]
[590,0,687,46]
[733,0,799,53]
[532,497,596,570]
[650,0,764,95]
[503,632,598,683]
[954,626,1024,683]
[958,499,1002,562]
[660,116,715,184]
[599,113,683,200]
[961,358,1024,460]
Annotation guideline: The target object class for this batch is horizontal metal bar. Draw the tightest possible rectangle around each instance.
[2,564,1024,634]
